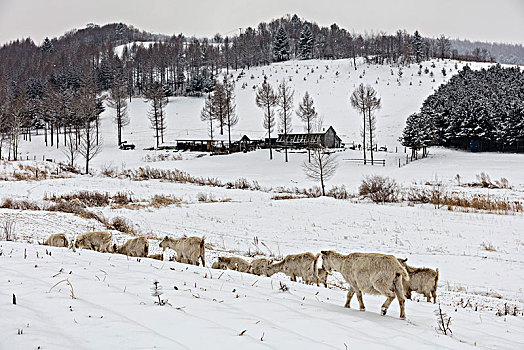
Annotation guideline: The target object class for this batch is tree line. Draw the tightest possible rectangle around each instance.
[400,64,524,155]
[0,15,514,168]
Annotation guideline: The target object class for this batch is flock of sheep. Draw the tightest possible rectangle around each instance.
[43,231,439,319]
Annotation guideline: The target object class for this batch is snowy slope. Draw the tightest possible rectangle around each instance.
[2,58,523,349]
[1,241,523,349]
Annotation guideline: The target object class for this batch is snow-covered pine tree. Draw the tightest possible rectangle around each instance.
[40,37,54,53]
[412,30,424,63]
[399,113,423,158]
[273,27,290,62]
[298,24,314,59]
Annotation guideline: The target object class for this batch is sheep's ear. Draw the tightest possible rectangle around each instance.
[321,250,327,255]
[164,235,168,239]
[400,258,408,263]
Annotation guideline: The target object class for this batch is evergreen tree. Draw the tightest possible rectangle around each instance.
[40,37,54,53]
[273,27,290,62]
[298,24,314,59]
[413,30,424,63]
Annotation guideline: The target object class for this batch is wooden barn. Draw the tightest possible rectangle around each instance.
[276,126,343,149]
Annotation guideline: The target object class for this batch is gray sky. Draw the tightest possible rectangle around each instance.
[1,0,523,46]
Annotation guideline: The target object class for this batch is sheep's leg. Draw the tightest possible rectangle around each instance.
[372,281,396,316]
[344,287,356,308]
[291,275,297,282]
[381,296,395,315]
[425,293,431,303]
[392,275,407,319]
[432,290,437,304]
[356,291,366,311]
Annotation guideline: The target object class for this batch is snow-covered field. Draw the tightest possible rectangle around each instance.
[1,58,523,349]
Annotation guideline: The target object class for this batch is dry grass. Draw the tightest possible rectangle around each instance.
[0,162,77,181]
[143,153,183,162]
[196,192,231,203]
[272,194,302,200]
[110,216,136,234]
[0,198,41,211]
[44,191,133,207]
[150,195,182,208]
[464,173,511,189]
[405,187,522,214]
[481,242,497,252]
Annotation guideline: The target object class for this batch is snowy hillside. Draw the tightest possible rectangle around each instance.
[1,229,523,349]
[2,58,524,349]
[14,58,524,190]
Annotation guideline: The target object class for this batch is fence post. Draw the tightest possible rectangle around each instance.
[398,158,401,168]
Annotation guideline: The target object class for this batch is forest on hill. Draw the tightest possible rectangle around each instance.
[401,64,524,154]
[1,14,523,163]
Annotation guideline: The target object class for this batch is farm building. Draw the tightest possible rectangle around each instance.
[174,134,260,153]
[276,126,343,149]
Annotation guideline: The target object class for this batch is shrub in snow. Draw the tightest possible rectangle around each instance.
[151,281,168,306]
[435,303,452,335]
[359,175,399,203]
[2,219,16,241]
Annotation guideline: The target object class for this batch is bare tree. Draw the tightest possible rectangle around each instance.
[212,81,227,135]
[145,81,168,148]
[351,84,367,164]
[223,77,238,153]
[107,70,129,146]
[256,77,277,160]
[303,147,338,196]
[62,131,79,167]
[78,119,102,174]
[200,93,215,152]
[76,79,103,174]
[365,86,381,164]
[6,91,29,161]
[296,91,317,162]
[276,79,294,162]
[351,84,381,164]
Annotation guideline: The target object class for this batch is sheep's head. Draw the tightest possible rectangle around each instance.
[397,258,408,268]
[320,250,336,273]
[74,237,82,248]
[159,236,170,250]
[266,261,283,276]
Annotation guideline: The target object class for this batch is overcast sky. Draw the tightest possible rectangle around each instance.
[1,0,523,46]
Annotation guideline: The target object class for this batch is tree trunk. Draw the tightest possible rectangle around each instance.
[368,109,374,165]
[362,111,367,165]
[307,119,311,163]
[227,118,232,154]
